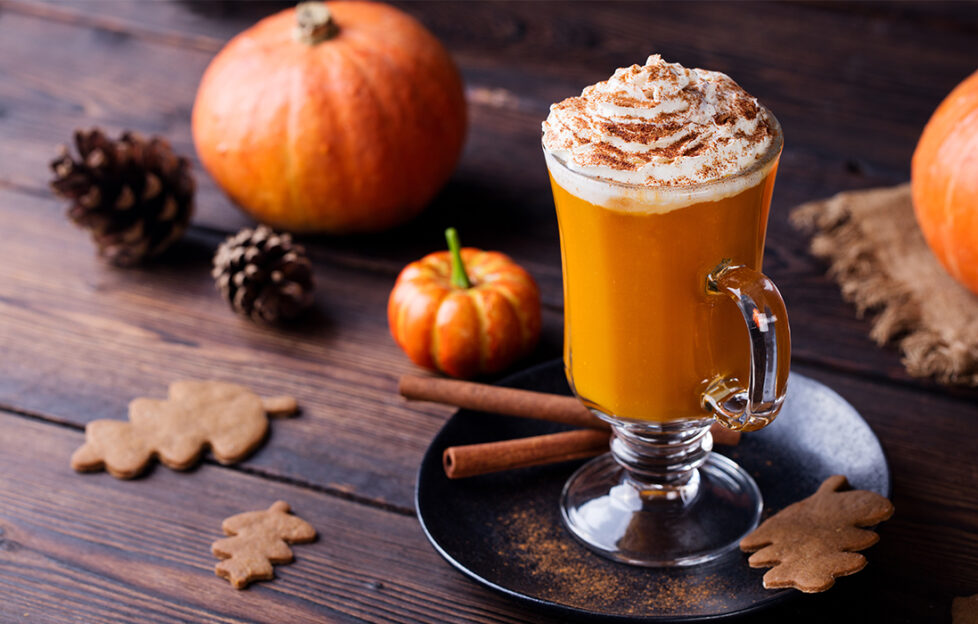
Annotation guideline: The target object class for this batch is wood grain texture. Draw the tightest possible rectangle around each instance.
[0,1,977,621]
[0,412,566,624]
[3,183,977,513]
[0,176,976,589]
[0,186,564,510]
[792,364,978,593]
[0,0,973,502]
[0,400,963,622]
[1,0,977,398]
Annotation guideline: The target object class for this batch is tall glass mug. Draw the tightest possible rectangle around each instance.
[543,104,789,566]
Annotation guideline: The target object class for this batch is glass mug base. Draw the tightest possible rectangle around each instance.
[559,421,762,567]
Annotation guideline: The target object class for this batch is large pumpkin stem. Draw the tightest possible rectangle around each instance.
[445,228,472,290]
[294,1,338,45]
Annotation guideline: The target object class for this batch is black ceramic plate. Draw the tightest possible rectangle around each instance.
[415,360,890,622]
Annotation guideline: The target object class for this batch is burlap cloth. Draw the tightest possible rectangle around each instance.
[791,183,978,386]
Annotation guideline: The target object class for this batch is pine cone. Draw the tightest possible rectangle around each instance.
[212,226,315,323]
[50,128,195,266]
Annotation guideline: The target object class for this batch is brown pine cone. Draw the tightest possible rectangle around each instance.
[212,226,315,323]
[50,128,195,266]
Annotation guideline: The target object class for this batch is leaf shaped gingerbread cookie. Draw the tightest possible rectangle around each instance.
[212,500,316,589]
[71,380,297,478]
[954,594,978,624]
[740,474,894,592]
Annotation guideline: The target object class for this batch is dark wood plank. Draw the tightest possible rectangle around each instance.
[0,397,967,622]
[0,3,975,509]
[0,184,976,562]
[0,412,564,624]
[10,0,978,172]
[0,186,564,510]
[792,363,978,594]
[2,1,977,397]
[11,0,290,45]
[0,2,976,622]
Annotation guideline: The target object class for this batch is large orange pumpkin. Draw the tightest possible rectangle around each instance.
[911,69,978,295]
[192,1,467,233]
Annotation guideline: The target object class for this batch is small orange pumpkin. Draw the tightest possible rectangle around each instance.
[192,1,467,234]
[388,229,541,379]
[911,69,978,295]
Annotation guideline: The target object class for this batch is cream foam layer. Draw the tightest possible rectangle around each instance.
[543,55,778,212]
[544,146,779,214]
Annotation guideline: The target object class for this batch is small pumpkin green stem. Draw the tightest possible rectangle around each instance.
[445,227,472,290]
[294,1,338,45]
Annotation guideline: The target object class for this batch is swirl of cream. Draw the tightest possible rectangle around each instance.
[542,55,776,191]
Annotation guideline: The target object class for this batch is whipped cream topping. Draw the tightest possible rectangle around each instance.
[543,55,777,198]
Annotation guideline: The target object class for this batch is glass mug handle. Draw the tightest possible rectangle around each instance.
[703,260,791,432]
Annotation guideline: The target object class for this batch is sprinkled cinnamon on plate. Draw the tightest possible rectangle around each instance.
[490,502,738,616]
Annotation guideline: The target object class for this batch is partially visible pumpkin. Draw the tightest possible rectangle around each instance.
[389,229,541,379]
[911,69,978,295]
[192,1,467,234]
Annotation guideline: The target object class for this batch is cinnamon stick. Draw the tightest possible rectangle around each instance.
[400,374,606,430]
[443,429,611,479]
[399,374,741,446]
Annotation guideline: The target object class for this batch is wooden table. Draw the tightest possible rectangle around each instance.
[1,1,976,621]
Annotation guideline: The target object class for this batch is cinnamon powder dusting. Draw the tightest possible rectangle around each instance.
[490,503,736,616]
[542,55,776,187]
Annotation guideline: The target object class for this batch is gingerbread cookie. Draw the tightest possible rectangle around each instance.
[740,474,894,592]
[954,594,978,624]
[212,500,316,589]
[71,380,297,479]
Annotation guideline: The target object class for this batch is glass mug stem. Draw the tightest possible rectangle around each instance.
[609,417,714,501]
[561,416,761,566]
